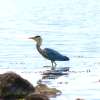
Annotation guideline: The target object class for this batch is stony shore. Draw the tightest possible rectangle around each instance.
[0,71,61,100]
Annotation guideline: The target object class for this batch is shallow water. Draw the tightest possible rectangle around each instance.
[0,0,100,100]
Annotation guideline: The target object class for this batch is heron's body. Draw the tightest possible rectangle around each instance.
[41,48,69,61]
[29,36,69,70]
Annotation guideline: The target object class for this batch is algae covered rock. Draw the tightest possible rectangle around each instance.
[35,83,61,97]
[0,71,35,98]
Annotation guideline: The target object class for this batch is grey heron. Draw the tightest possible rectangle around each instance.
[29,36,69,70]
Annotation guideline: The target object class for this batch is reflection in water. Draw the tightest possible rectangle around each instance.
[42,67,70,79]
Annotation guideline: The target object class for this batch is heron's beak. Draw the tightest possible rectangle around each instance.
[28,37,35,40]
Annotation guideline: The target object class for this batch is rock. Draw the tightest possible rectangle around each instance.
[56,67,70,72]
[25,93,49,100]
[35,83,61,97]
[42,69,69,79]
[0,71,35,99]
[43,67,70,75]
[43,70,68,75]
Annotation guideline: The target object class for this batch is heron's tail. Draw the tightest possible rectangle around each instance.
[64,56,70,61]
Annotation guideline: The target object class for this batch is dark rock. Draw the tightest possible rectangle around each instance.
[56,67,70,72]
[42,74,60,79]
[43,67,70,75]
[43,70,68,75]
[42,68,69,79]
[25,93,49,100]
[0,71,35,98]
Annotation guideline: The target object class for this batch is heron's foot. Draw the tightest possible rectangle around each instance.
[51,66,56,70]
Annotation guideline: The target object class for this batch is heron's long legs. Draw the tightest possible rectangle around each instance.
[51,61,57,70]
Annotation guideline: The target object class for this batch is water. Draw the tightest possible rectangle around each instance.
[0,0,100,99]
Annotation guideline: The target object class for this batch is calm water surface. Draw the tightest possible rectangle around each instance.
[0,0,100,100]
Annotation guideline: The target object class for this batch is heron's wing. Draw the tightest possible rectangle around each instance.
[43,48,67,61]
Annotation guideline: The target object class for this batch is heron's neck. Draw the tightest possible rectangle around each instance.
[36,43,43,54]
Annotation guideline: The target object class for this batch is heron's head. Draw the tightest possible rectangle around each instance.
[29,36,42,45]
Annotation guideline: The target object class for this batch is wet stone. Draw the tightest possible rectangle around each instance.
[42,67,70,79]
[35,83,62,97]
[0,71,35,99]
